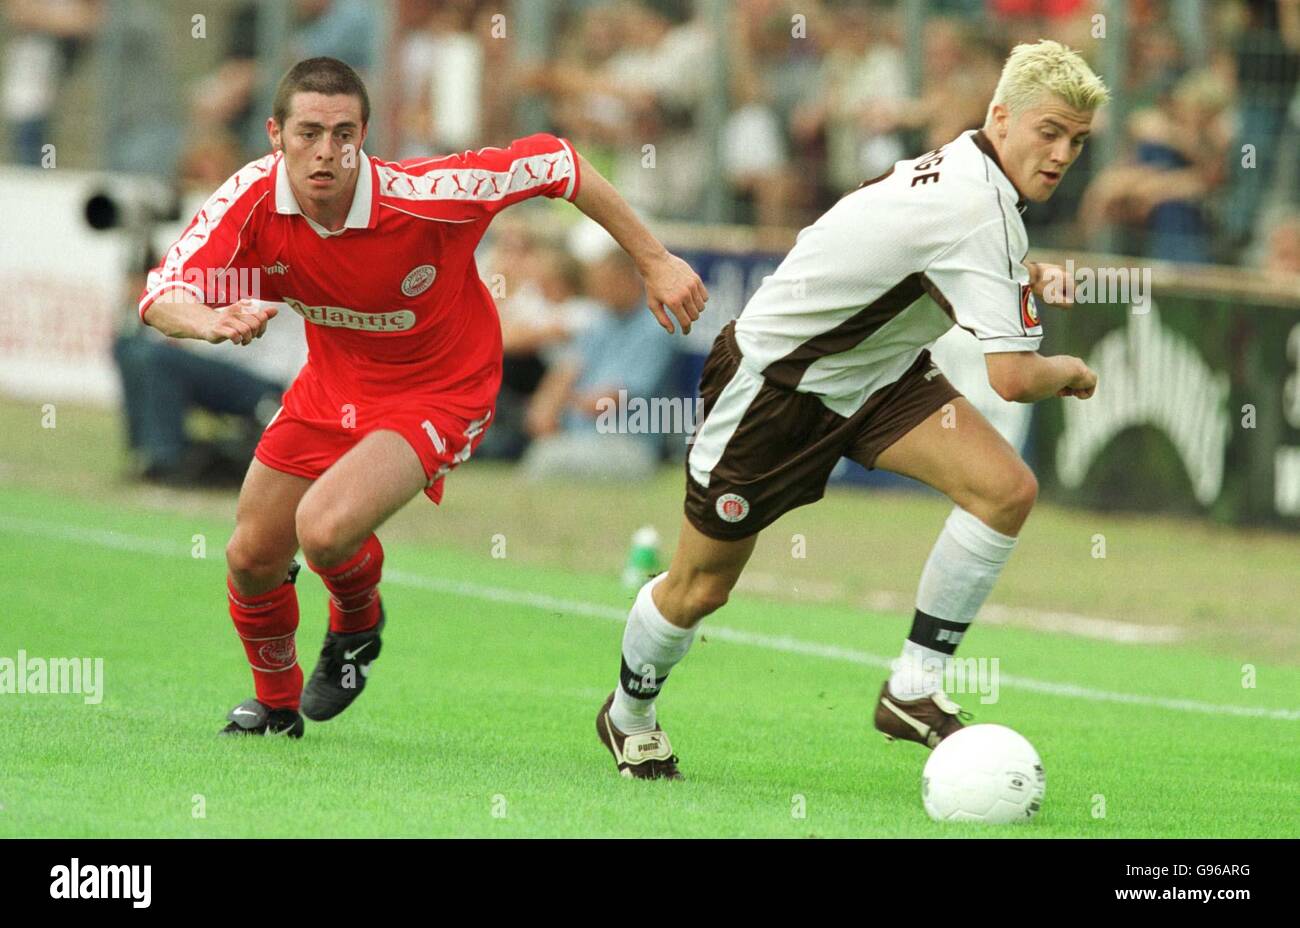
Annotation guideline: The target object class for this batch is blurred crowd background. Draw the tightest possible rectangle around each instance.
[3,0,1300,494]
[7,0,1300,264]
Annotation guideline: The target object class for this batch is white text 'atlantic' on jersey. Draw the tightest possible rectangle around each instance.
[733,129,1041,418]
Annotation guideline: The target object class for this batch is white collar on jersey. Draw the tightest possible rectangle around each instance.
[273,149,373,238]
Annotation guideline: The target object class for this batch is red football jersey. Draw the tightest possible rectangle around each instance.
[139,133,582,425]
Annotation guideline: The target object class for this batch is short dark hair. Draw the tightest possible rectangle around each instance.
[272,57,370,127]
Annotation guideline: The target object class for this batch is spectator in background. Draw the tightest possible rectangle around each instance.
[176,127,248,193]
[734,0,824,133]
[522,246,677,481]
[1222,0,1300,250]
[503,243,602,360]
[476,220,602,461]
[112,133,307,485]
[719,0,831,226]
[1258,211,1300,277]
[535,1,631,153]
[862,17,1002,155]
[112,254,302,486]
[290,0,376,66]
[791,5,908,196]
[987,0,1095,49]
[473,217,543,462]
[531,1,711,220]
[394,0,486,159]
[188,2,259,156]
[1,0,102,165]
[191,0,377,160]
[722,67,792,228]
[515,2,618,205]
[1126,25,1187,113]
[98,0,181,177]
[1080,70,1231,263]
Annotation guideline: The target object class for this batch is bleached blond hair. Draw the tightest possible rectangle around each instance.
[987,40,1111,122]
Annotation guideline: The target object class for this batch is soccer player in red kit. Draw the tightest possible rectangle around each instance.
[141,57,707,737]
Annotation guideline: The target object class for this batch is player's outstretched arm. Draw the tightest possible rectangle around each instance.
[986,351,1097,403]
[571,153,708,335]
[143,289,277,346]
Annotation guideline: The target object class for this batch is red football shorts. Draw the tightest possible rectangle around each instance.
[254,400,493,503]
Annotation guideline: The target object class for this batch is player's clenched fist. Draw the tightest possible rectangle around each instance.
[1058,362,1097,399]
[205,299,278,346]
[640,251,708,336]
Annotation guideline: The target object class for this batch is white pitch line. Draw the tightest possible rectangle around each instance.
[749,572,1186,645]
[0,516,183,558]
[385,570,1299,721]
[4,515,1297,722]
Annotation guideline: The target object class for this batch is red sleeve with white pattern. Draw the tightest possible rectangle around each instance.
[138,154,275,320]
[387,134,582,217]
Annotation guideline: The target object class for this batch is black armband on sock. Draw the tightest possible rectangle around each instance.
[907,609,969,655]
[619,654,669,699]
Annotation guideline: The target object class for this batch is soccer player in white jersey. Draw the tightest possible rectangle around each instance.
[596,40,1109,778]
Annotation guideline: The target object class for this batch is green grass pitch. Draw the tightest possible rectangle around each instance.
[0,480,1295,839]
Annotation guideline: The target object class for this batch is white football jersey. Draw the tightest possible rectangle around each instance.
[733,129,1042,417]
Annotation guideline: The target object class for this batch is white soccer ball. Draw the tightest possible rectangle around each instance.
[922,724,1046,824]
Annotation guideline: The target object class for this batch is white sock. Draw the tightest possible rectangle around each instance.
[610,573,696,735]
[889,506,1017,700]
[890,640,948,700]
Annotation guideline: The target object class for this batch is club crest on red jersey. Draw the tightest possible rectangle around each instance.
[401,264,437,297]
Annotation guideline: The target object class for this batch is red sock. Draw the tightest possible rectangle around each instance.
[228,575,302,710]
[310,533,384,634]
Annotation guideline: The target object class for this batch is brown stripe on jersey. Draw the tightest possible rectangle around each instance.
[760,272,929,390]
[919,272,980,340]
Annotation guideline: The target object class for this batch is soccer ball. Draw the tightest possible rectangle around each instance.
[922,724,1045,824]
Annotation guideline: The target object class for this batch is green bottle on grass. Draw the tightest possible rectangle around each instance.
[622,525,662,589]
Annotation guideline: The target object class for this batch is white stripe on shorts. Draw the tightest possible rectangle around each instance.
[687,364,765,489]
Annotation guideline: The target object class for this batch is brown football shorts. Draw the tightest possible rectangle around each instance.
[684,321,962,541]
